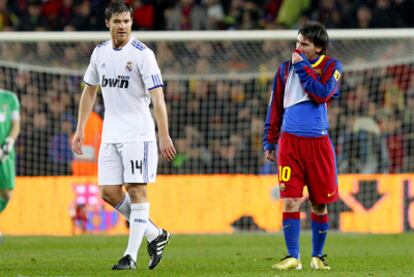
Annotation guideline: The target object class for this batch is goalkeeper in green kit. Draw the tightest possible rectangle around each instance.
[0,89,20,217]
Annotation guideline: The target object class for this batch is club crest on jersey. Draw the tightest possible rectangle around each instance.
[279,183,285,191]
[125,61,133,72]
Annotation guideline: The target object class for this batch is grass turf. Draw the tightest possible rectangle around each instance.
[0,232,413,277]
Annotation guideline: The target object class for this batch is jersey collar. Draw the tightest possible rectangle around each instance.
[112,36,133,51]
[311,55,325,68]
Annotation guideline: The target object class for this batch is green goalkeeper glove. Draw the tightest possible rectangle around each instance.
[0,137,14,162]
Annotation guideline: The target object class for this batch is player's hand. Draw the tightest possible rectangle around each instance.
[159,135,176,162]
[72,130,84,155]
[0,137,14,162]
[292,51,303,64]
[0,148,8,162]
[265,150,276,162]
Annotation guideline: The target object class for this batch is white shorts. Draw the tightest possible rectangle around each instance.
[98,141,158,185]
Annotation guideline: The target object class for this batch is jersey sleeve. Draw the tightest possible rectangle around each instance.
[263,64,286,151]
[293,57,343,104]
[83,47,99,86]
[138,49,164,91]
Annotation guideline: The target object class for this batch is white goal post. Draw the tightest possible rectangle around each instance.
[1,28,414,41]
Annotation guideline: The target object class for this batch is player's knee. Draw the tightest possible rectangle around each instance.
[283,198,301,212]
[100,190,112,204]
[0,190,11,212]
[100,187,122,206]
[311,203,327,214]
[126,184,147,202]
[0,190,11,202]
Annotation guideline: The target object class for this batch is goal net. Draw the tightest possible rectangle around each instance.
[0,30,413,176]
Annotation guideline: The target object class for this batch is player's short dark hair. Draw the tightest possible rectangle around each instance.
[298,22,329,55]
[105,1,133,21]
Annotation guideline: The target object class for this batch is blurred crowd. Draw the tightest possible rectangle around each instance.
[0,0,413,176]
[331,64,414,174]
[0,68,84,175]
[0,0,413,32]
[0,58,413,176]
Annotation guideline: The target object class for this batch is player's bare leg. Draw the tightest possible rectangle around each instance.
[100,185,124,207]
[0,189,12,242]
[0,189,12,213]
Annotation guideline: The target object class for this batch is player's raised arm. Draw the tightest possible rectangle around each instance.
[293,57,343,104]
[72,84,98,155]
[150,87,176,162]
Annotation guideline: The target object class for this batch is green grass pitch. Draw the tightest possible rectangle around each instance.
[0,232,413,276]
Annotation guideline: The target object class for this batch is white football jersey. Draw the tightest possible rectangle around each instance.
[84,36,163,143]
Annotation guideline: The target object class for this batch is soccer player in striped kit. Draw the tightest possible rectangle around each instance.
[72,1,175,271]
[263,22,343,270]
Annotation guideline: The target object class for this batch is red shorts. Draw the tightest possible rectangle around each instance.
[277,132,339,204]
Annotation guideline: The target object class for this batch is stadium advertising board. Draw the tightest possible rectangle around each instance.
[0,175,413,235]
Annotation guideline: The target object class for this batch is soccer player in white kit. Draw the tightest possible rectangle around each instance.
[72,1,176,271]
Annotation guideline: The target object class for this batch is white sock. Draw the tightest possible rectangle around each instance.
[124,202,149,262]
[145,219,161,242]
[115,195,159,242]
[115,193,131,220]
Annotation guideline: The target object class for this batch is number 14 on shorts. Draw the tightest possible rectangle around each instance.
[130,160,143,175]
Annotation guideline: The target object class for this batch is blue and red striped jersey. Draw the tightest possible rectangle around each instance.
[263,54,343,151]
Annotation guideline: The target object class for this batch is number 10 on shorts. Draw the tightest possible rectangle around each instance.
[278,166,291,182]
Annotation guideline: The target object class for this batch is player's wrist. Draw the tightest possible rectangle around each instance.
[264,143,276,151]
[75,127,85,135]
[0,137,14,159]
[158,133,171,139]
[5,137,14,145]
[3,137,14,149]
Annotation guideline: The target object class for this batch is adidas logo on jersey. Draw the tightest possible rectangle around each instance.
[101,75,130,88]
